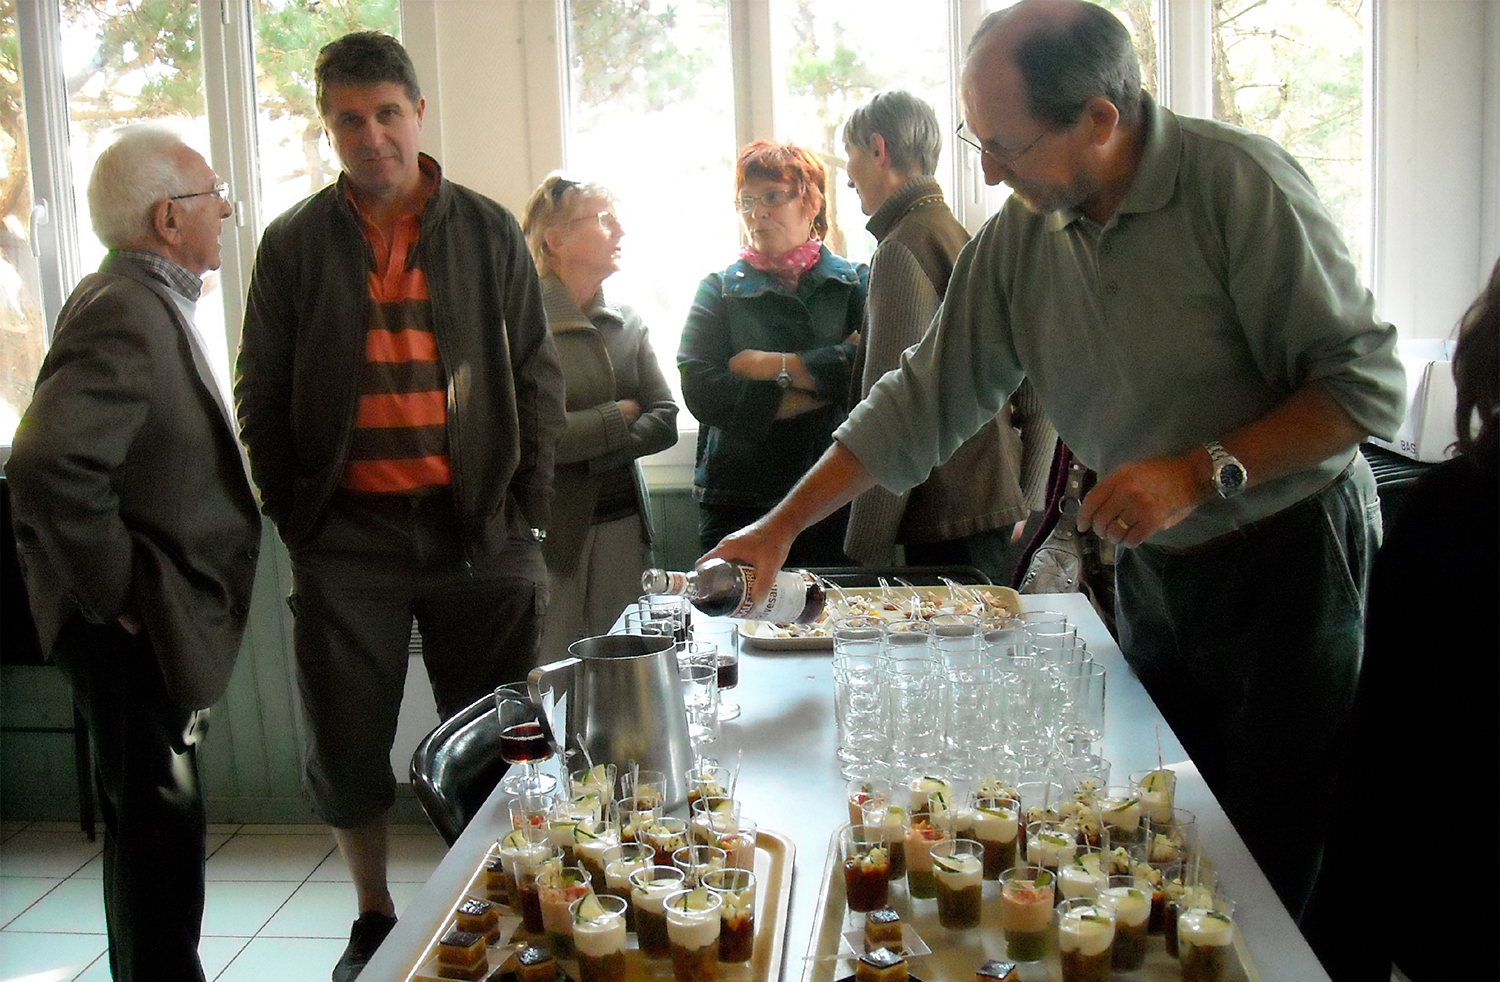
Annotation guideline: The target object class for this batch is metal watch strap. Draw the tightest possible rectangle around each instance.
[1203,440,1247,498]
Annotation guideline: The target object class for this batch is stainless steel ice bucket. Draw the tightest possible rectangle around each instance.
[527,633,693,809]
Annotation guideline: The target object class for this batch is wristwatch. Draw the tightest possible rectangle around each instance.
[775,353,793,390]
[1203,441,1247,498]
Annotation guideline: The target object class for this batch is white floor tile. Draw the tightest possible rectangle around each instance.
[200,880,300,938]
[5,877,107,934]
[257,880,357,938]
[215,936,348,982]
[0,929,106,981]
[205,833,335,882]
[199,936,252,980]
[0,829,102,879]
[0,876,62,928]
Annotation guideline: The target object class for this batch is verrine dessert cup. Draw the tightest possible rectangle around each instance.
[629,864,686,958]
[1129,767,1176,825]
[601,842,653,932]
[1100,873,1152,970]
[570,893,628,982]
[703,867,756,963]
[684,761,729,808]
[1096,786,1147,850]
[841,825,891,913]
[571,763,617,808]
[847,775,893,826]
[1177,898,1237,982]
[1025,819,1077,876]
[641,817,689,869]
[716,815,757,871]
[665,887,723,982]
[672,844,726,887]
[513,843,562,935]
[572,805,621,890]
[931,839,984,929]
[1000,865,1056,961]
[904,820,950,900]
[859,797,908,880]
[1057,846,1109,901]
[618,793,659,844]
[1057,898,1116,982]
[537,864,592,958]
[620,768,667,806]
[688,794,739,846]
[971,794,1021,880]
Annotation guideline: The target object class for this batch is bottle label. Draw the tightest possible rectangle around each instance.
[732,569,809,622]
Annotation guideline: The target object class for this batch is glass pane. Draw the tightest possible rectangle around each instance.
[59,1,227,392]
[255,0,402,227]
[1094,0,1160,98]
[0,12,47,445]
[1212,0,1367,274]
[769,0,955,265]
[563,0,738,409]
[252,0,402,226]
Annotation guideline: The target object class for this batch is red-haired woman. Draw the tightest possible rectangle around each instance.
[678,141,867,564]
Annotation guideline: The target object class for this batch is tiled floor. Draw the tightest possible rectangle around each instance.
[0,819,447,982]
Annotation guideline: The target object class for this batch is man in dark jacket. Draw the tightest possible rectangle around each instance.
[234,33,564,982]
[7,127,261,982]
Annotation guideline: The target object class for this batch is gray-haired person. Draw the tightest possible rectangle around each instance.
[842,89,1055,580]
[7,127,260,981]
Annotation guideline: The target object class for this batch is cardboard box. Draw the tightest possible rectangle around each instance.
[1367,339,1459,462]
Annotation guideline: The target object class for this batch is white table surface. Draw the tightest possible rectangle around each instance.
[360,593,1329,982]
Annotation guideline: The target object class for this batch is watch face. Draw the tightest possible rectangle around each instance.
[1218,463,1246,493]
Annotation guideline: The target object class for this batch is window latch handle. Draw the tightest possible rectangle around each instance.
[28,201,49,259]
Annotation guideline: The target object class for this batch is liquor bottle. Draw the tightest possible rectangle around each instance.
[642,560,825,624]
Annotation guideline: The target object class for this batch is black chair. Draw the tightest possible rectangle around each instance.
[1,478,95,840]
[804,565,993,588]
[408,690,511,846]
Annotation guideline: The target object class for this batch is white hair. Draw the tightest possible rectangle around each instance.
[87,127,194,250]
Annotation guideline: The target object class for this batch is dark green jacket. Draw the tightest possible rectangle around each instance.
[678,247,866,508]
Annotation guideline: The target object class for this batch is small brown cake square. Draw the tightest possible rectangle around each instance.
[455,896,500,943]
[863,906,903,951]
[514,944,558,982]
[855,947,909,982]
[483,856,507,903]
[436,928,488,981]
[975,959,1021,982]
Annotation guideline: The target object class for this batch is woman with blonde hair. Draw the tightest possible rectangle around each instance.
[521,174,678,657]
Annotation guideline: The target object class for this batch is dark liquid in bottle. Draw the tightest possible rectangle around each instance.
[500,722,550,763]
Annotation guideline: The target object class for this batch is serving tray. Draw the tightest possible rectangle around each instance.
[800,824,1258,982]
[405,828,794,982]
[742,585,1022,650]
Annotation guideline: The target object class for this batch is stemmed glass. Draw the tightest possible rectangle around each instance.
[496,688,558,795]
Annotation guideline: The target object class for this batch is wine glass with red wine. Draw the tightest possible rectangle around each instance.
[495,690,558,796]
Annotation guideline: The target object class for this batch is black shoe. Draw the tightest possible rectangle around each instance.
[332,911,398,982]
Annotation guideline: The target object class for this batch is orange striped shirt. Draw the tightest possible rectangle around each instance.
[341,159,451,494]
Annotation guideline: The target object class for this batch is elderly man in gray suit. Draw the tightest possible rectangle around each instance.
[6,127,261,982]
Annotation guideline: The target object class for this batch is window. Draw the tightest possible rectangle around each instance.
[562,0,738,408]
[767,0,957,264]
[1,0,402,448]
[1211,0,1369,274]
[252,0,402,226]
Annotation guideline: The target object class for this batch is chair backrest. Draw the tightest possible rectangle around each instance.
[409,690,510,846]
